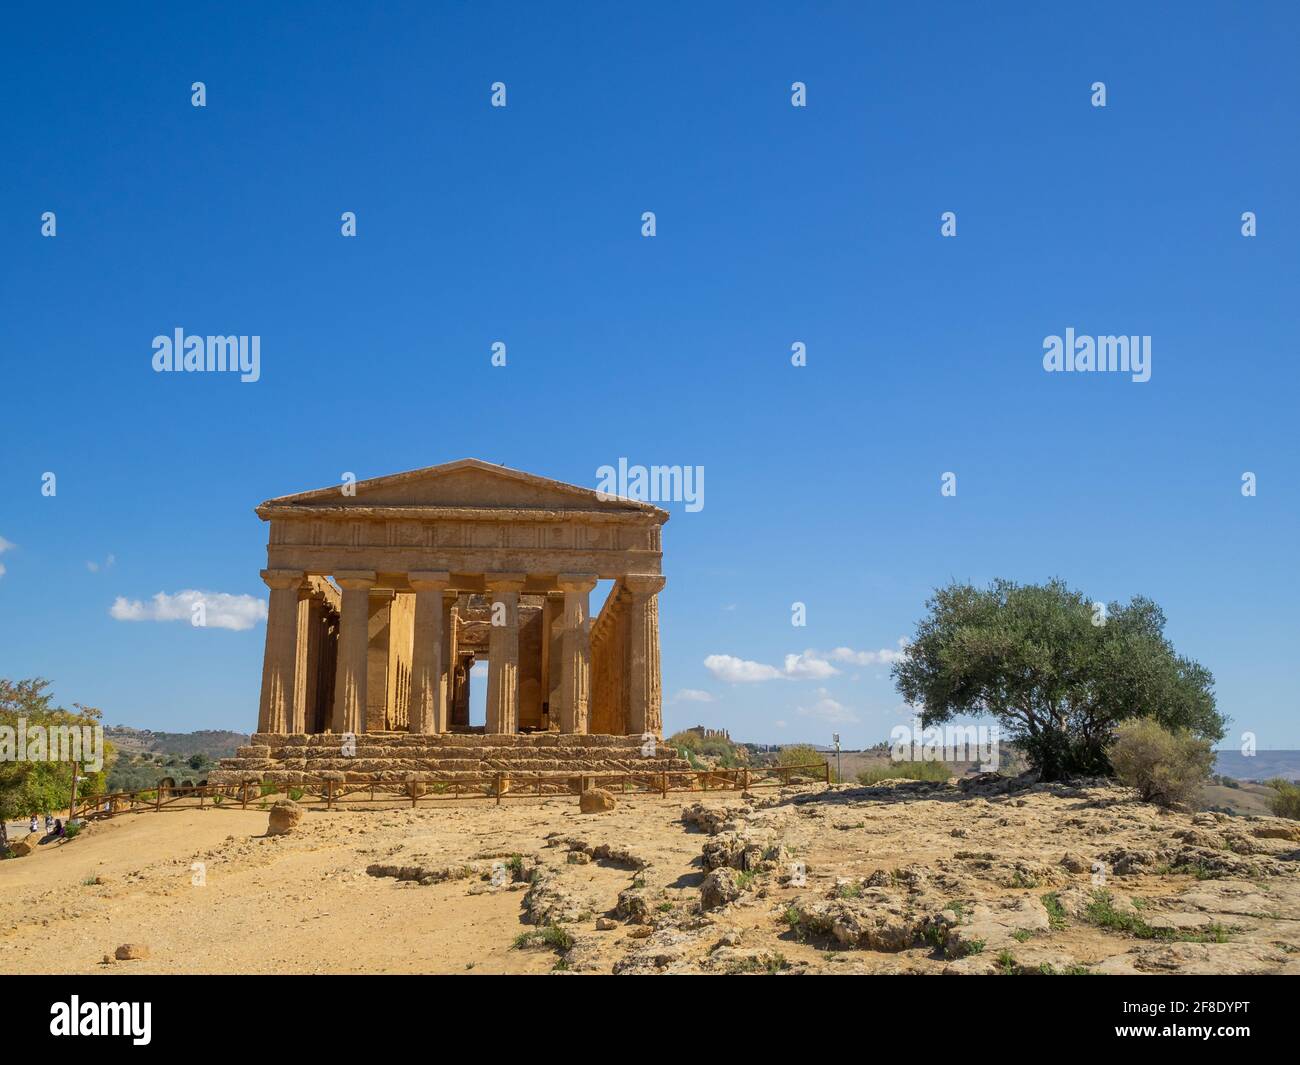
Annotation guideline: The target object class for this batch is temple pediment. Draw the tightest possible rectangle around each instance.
[257,459,666,521]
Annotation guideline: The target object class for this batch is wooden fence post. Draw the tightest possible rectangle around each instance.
[495,772,503,805]
[661,772,668,798]
[325,779,334,810]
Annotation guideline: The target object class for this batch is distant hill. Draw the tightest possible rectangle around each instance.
[106,726,249,760]
[1213,750,1300,782]
[103,727,249,792]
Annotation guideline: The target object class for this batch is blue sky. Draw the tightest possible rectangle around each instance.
[1,2,1297,747]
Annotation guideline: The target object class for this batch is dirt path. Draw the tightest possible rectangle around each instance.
[0,796,705,974]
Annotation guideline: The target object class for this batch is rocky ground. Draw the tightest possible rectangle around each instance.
[2,774,1299,975]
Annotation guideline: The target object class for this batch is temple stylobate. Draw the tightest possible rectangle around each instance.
[252,459,667,740]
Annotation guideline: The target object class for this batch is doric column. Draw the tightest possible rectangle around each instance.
[257,569,303,734]
[292,586,324,734]
[441,594,459,729]
[332,571,376,734]
[408,572,450,734]
[557,574,598,734]
[542,592,564,730]
[625,574,666,737]
[485,573,526,735]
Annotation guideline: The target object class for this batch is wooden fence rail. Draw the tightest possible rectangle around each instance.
[71,762,831,821]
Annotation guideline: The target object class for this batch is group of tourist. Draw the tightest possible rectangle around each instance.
[24,813,64,840]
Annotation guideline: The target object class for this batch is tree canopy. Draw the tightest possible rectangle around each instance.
[891,579,1224,780]
[0,678,111,852]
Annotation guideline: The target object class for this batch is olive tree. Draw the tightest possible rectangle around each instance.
[892,579,1223,780]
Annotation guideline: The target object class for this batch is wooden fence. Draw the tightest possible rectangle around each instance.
[71,763,830,821]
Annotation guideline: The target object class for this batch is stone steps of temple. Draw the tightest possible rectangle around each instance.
[233,745,670,762]
[211,731,701,786]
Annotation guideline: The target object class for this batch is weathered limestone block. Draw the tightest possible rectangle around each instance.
[10,832,41,857]
[579,787,617,813]
[267,799,304,835]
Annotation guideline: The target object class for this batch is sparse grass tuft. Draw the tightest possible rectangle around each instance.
[1041,892,1066,930]
[513,923,574,952]
[1084,890,1231,943]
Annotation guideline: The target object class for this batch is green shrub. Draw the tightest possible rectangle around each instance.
[667,730,702,752]
[776,745,827,780]
[1108,719,1213,807]
[856,760,950,785]
[63,821,82,839]
[259,782,279,797]
[288,787,305,802]
[1264,779,1300,820]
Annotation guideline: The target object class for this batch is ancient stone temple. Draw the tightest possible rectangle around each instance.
[213,459,687,785]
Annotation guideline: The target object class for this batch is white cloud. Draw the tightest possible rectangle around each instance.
[670,688,716,704]
[774,720,787,729]
[110,590,267,631]
[87,553,117,574]
[0,536,15,554]
[782,652,841,680]
[704,641,908,684]
[0,563,6,579]
[796,688,859,724]
[821,641,908,666]
[703,654,785,682]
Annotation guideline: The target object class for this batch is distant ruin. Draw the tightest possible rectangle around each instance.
[684,725,730,741]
